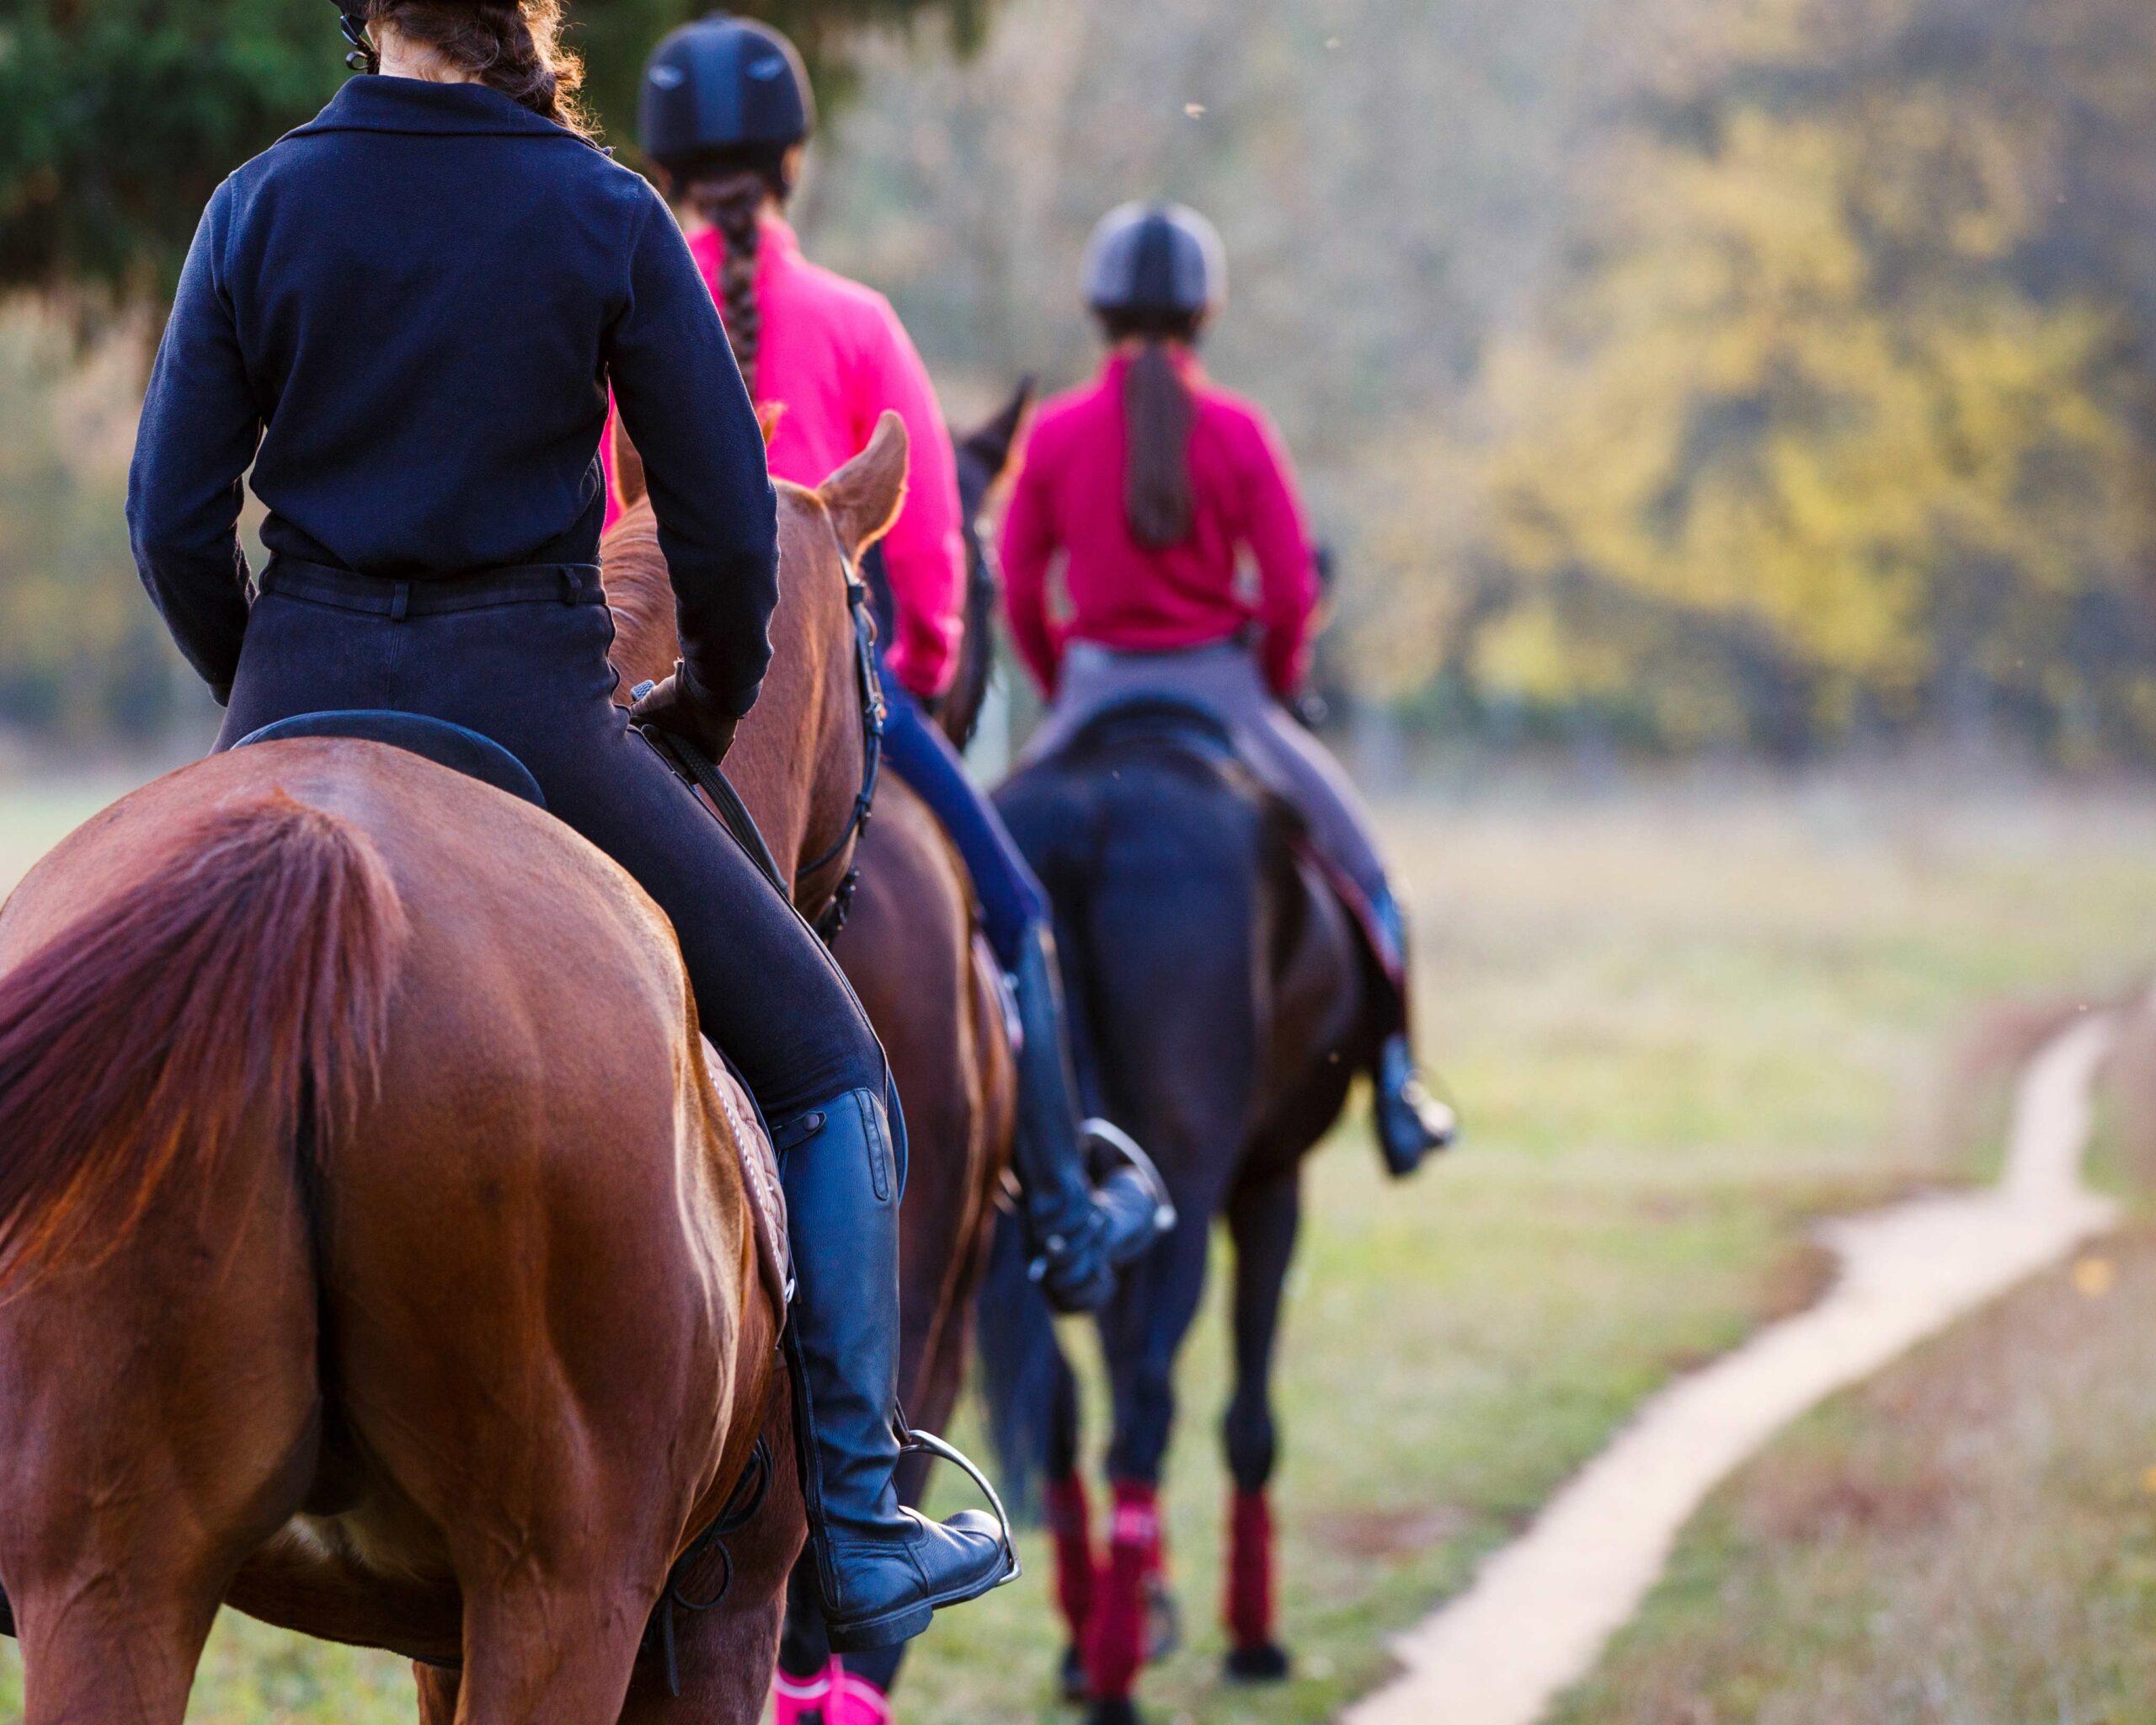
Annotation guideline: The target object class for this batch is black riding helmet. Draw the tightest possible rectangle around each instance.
[1082,201,1227,323]
[640,14,816,180]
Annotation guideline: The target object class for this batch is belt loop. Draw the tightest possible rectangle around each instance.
[559,565,582,605]
[390,582,410,622]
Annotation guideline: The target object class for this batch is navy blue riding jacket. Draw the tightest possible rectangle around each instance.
[128,75,777,715]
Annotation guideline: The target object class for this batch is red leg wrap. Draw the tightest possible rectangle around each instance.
[1045,1471,1097,1647]
[1083,1479,1161,1703]
[1225,1487,1275,1652]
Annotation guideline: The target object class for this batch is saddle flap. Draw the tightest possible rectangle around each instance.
[702,1039,792,1315]
[233,709,547,809]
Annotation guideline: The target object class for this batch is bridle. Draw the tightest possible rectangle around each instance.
[794,551,885,941]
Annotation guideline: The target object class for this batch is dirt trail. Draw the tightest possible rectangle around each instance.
[1343,1010,2121,1725]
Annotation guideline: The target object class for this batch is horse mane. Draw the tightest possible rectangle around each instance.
[600,499,675,670]
[602,482,820,677]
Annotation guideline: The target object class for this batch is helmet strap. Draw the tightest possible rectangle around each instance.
[337,6,380,74]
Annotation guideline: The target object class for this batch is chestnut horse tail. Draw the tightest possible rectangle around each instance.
[0,788,407,1290]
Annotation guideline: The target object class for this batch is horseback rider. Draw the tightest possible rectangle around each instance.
[630,13,1145,1313]
[1002,202,1456,1178]
[126,0,1011,1653]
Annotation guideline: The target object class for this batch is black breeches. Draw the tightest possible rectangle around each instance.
[216,569,883,1122]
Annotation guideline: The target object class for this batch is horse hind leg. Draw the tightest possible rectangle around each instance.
[0,1162,321,1723]
[1220,1165,1301,1684]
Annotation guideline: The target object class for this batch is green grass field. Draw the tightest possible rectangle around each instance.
[1547,1224,2156,1725]
[0,766,2150,1723]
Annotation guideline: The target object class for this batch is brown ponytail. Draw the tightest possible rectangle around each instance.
[1121,337,1197,549]
[686,169,770,398]
[362,0,596,142]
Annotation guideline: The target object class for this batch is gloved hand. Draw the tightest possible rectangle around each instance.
[1032,1200,1118,1315]
[631,659,739,766]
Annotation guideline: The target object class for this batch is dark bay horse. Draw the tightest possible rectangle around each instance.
[0,435,905,1725]
[616,396,1033,1725]
[988,707,1386,1725]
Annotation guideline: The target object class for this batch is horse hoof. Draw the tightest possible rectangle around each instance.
[1088,1701,1143,1725]
[1059,1643,1088,1704]
[1225,1642,1292,1683]
[1145,1577,1181,1662]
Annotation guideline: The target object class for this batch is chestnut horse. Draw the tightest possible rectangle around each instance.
[0,431,905,1725]
[614,396,1033,1722]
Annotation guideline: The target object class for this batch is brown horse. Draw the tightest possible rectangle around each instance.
[0,431,906,1725]
[611,402,1029,1719]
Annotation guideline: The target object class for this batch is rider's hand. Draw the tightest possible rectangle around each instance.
[631,660,739,765]
[1033,1204,1117,1315]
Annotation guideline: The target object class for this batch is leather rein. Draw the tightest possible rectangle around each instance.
[633,550,884,944]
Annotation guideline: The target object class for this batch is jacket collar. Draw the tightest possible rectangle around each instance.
[284,75,588,144]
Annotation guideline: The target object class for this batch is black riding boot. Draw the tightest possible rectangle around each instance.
[776,1089,1016,1650]
[1008,925,1177,1313]
[1368,891,1457,1178]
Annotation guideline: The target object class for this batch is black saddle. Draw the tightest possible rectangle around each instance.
[1057,695,1240,767]
[233,710,547,809]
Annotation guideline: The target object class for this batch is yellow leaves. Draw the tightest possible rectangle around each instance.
[1373,74,2148,749]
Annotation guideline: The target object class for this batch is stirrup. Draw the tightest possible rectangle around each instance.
[898,1428,1022,1588]
[1081,1118,1177,1236]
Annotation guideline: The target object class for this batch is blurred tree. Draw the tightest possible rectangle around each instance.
[1347,0,2156,759]
[0,0,995,305]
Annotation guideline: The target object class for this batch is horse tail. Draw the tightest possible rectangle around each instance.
[974,1208,1070,1525]
[0,788,407,1290]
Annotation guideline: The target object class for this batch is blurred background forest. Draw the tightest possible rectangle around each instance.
[4,0,2154,764]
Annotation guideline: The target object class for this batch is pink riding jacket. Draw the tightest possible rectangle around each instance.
[1000,350,1318,700]
[606,216,965,700]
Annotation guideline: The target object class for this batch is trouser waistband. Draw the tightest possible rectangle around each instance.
[258,557,605,618]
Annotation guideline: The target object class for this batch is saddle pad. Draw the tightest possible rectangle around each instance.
[703,1038,792,1316]
[233,709,547,809]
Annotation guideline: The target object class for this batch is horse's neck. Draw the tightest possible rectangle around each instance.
[601,501,858,892]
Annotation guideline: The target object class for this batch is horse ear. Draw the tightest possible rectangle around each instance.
[819,410,910,558]
[611,417,648,511]
[757,403,785,448]
[961,377,1034,483]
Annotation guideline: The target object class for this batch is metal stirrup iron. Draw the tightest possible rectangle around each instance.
[898,1428,1022,1583]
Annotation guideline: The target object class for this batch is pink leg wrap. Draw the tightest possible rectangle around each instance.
[1084,1479,1161,1703]
[1225,1487,1275,1652]
[771,1655,837,1725]
[830,1664,895,1725]
[1046,1471,1097,1647]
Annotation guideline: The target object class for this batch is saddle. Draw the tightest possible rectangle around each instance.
[235,709,793,1313]
[1052,694,1243,775]
[233,709,547,809]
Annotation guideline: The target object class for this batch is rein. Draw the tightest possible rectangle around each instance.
[645,1434,776,1696]
[630,553,884,944]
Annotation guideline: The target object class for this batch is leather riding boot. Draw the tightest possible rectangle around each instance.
[776,1089,1016,1650]
[1367,891,1457,1178]
[1009,924,1123,1313]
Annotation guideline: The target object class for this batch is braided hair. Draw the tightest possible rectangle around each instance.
[686,167,775,398]
[362,0,596,142]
